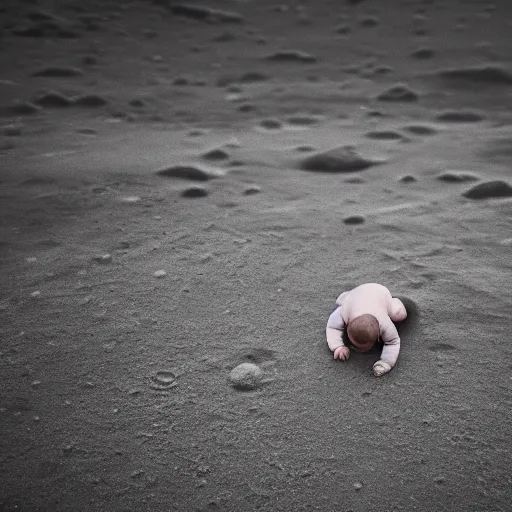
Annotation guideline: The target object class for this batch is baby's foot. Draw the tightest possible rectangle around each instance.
[373,360,392,377]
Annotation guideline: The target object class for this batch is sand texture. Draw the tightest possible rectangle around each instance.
[1,0,512,510]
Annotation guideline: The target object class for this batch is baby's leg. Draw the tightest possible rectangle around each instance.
[389,297,407,322]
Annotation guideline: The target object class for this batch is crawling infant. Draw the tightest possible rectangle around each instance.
[326,283,407,377]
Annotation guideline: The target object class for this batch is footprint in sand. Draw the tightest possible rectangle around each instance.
[149,370,177,391]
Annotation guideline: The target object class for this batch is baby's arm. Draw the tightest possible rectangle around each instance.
[326,307,350,360]
[373,316,401,376]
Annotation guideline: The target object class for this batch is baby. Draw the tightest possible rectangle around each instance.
[326,283,407,377]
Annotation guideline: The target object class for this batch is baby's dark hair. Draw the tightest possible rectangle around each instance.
[346,314,380,349]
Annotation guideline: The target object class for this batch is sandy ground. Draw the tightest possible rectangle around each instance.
[1,0,512,510]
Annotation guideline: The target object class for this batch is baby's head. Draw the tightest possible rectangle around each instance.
[347,314,379,352]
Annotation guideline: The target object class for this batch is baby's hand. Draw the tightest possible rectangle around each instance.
[334,346,350,361]
[373,360,392,377]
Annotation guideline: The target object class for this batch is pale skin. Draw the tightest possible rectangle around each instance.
[326,283,407,377]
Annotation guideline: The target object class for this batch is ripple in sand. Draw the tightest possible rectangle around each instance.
[436,65,512,85]
[265,50,318,63]
[157,165,224,181]
[402,124,438,136]
[437,171,480,183]
[299,146,384,173]
[377,84,419,102]
[170,4,244,23]
[462,180,512,200]
[31,66,84,77]
[33,91,72,107]
[229,363,263,391]
[436,110,484,123]
[181,186,209,198]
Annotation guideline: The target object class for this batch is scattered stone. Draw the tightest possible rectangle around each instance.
[265,50,317,63]
[238,103,255,112]
[343,215,365,225]
[437,171,480,183]
[402,124,438,135]
[32,66,84,77]
[129,98,145,108]
[359,16,379,27]
[239,71,269,83]
[365,130,407,141]
[436,110,484,123]
[243,185,261,195]
[0,102,41,116]
[173,77,190,86]
[157,165,223,181]
[353,482,363,491]
[170,4,244,23]
[259,118,282,130]
[33,91,72,108]
[73,94,108,107]
[202,148,229,161]
[411,47,435,59]
[377,84,419,102]
[153,270,167,278]
[229,363,263,390]
[299,146,383,173]
[373,65,393,75]
[181,186,208,198]
[462,180,512,200]
[30,291,41,298]
[399,175,417,183]
[93,254,112,264]
[437,65,512,85]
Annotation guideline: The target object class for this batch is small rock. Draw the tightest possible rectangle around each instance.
[365,130,407,141]
[259,118,282,129]
[30,291,41,298]
[31,66,84,77]
[343,215,365,225]
[359,16,379,27]
[229,363,263,390]
[353,481,363,490]
[437,171,480,183]
[181,186,208,198]
[170,4,244,23]
[157,165,223,181]
[202,148,229,161]
[299,146,383,173]
[243,185,261,195]
[265,50,317,63]
[437,65,512,85]
[399,175,417,183]
[462,180,512,200]
[402,124,438,135]
[377,84,419,102]
[411,47,435,59]
[436,110,484,123]
[93,254,112,264]
[153,270,167,278]
[74,94,108,107]
[239,71,269,83]
[33,91,72,107]
[335,24,351,34]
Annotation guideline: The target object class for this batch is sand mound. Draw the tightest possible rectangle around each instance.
[377,84,419,102]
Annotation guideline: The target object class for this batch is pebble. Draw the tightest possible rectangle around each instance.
[229,363,263,390]
[181,186,209,198]
[74,94,108,107]
[462,180,512,200]
[437,171,480,183]
[265,50,318,63]
[30,291,41,298]
[243,185,261,195]
[33,91,72,107]
[436,110,484,123]
[93,254,112,264]
[343,215,365,225]
[353,482,363,491]
[153,270,167,278]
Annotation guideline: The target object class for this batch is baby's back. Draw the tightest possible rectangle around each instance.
[338,283,391,322]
